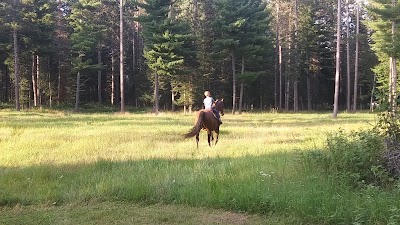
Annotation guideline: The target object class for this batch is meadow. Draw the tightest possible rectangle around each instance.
[0,109,399,224]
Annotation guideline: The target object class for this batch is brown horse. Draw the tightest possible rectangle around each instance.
[184,99,224,148]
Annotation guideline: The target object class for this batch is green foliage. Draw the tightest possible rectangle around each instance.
[368,0,400,59]
[374,111,400,139]
[69,0,105,74]
[313,129,391,187]
[138,0,193,78]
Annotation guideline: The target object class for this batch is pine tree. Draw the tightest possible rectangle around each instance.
[137,0,193,114]
[69,0,105,111]
[368,0,400,114]
[236,0,272,113]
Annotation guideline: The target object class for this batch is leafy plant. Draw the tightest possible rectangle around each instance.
[316,129,391,187]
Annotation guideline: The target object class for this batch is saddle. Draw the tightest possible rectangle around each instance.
[206,109,221,124]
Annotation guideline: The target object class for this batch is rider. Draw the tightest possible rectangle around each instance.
[203,90,222,124]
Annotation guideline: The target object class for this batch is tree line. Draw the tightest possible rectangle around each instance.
[0,0,399,115]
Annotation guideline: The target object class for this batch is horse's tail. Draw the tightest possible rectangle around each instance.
[184,111,204,138]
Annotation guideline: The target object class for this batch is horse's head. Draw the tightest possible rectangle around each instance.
[214,99,224,116]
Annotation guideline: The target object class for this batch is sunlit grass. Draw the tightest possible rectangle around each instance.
[3,110,398,225]
[0,111,375,167]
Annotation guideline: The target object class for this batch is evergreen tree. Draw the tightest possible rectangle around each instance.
[69,0,105,111]
[236,0,272,113]
[137,0,194,114]
[368,0,400,113]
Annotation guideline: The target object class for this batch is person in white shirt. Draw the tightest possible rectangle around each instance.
[203,90,222,124]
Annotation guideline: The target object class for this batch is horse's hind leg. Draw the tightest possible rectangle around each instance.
[215,128,220,145]
[207,131,212,147]
[196,133,200,149]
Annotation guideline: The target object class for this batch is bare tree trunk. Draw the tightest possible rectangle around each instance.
[333,0,341,118]
[132,22,137,107]
[353,2,360,112]
[97,47,102,103]
[285,15,292,111]
[293,81,298,111]
[239,57,244,114]
[370,73,376,112]
[48,59,52,108]
[279,45,282,109]
[111,41,115,105]
[32,55,38,107]
[75,70,81,112]
[346,0,351,112]
[36,55,42,106]
[389,0,397,115]
[389,57,397,114]
[285,79,290,110]
[307,75,311,111]
[13,0,20,111]
[154,71,159,114]
[74,54,84,112]
[57,57,61,105]
[189,82,193,114]
[119,0,125,112]
[274,1,280,109]
[293,0,299,112]
[231,51,236,114]
[171,84,175,111]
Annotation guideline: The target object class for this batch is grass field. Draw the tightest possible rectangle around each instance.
[1,109,399,224]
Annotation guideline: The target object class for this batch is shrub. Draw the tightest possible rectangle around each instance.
[314,129,393,188]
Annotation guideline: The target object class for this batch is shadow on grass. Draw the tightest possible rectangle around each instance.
[1,151,399,225]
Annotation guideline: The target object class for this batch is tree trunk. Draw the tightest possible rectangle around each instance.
[97,47,102,103]
[239,57,244,114]
[154,71,159,114]
[274,1,280,109]
[285,79,290,111]
[293,0,299,112]
[48,59,52,108]
[346,0,351,112]
[3,67,10,102]
[171,84,175,111]
[119,0,125,112]
[231,51,236,114]
[132,22,137,107]
[13,0,21,111]
[32,55,38,107]
[370,73,376,112]
[293,81,298,111]
[307,75,311,111]
[74,54,83,112]
[36,55,41,106]
[389,0,397,115]
[352,2,359,112]
[75,70,81,112]
[389,57,397,114]
[332,0,341,118]
[285,17,291,111]
[279,45,283,109]
[111,41,115,105]
[57,57,61,105]
[193,0,198,27]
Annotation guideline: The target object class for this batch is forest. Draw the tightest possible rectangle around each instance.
[0,0,399,114]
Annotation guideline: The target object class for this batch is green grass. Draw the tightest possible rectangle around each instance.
[1,110,399,224]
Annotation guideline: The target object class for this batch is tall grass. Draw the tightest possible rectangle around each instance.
[1,110,399,224]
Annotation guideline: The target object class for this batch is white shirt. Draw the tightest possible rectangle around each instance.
[203,96,214,109]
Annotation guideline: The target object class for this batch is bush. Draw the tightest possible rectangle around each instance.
[314,129,393,188]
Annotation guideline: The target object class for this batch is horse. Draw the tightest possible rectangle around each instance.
[184,99,224,148]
